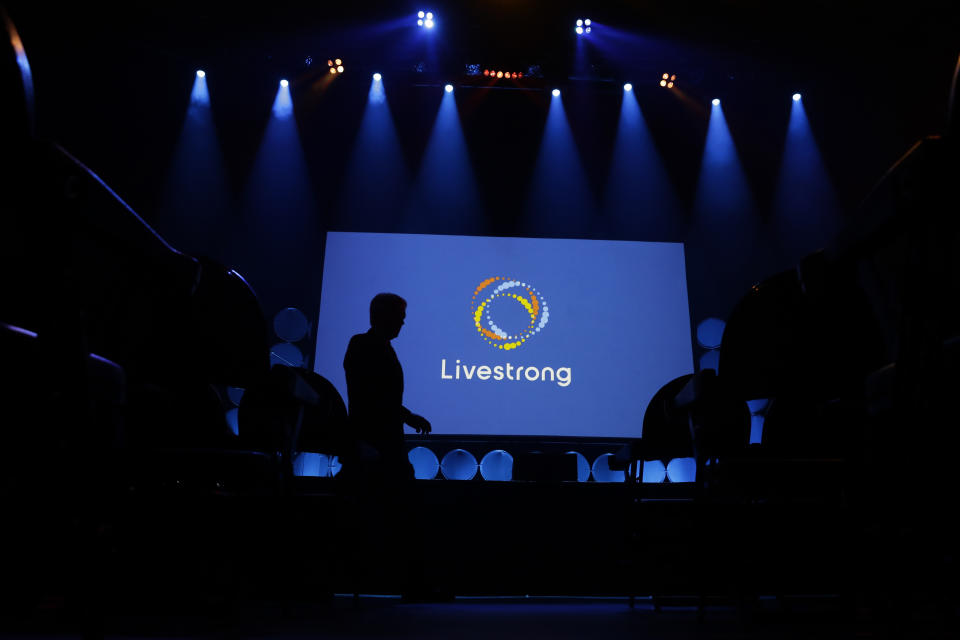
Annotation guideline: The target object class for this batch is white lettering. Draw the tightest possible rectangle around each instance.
[439,359,572,387]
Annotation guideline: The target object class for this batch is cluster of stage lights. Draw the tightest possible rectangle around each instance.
[417,11,435,28]
[660,73,677,89]
[328,58,344,74]
[197,69,802,104]
[575,18,591,34]
[483,69,524,80]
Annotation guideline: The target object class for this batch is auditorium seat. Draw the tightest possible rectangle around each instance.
[238,364,350,490]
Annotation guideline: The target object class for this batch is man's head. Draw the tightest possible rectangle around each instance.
[370,293,406,340]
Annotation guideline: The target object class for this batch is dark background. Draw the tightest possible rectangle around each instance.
[5,1,958,346]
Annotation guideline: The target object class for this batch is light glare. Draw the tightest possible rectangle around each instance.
[196,70,205,78]
[552,88,560,97]
[280,79,288,87]
[445,84,453,93]
[793,93,802,101]
[712,98,720,106]
[623,83,632,91]
[373,73,381,81]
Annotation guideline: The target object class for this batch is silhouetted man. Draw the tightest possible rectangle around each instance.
[343,292,431,479]
[341,294,444,599]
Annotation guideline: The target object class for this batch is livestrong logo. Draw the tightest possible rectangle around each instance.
[440,277,572,387]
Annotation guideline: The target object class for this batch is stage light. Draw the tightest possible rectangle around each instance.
[575,18,591,34]
[576,26,583,34]
[280,79,288,87]
[373,72,381,81]
[329,67,337,74]
[552,88,560,97]
[445,84,453,93]
[623,83,632,91]
[335,59,342,66]
[584,19,591,26]
[497,71,503,78]
[418,11,435,28]
[793,92,802,101]
[576,19,583,26]
[667,81,674,88]
[483,69,490,76]
[337,65,344,73]
[712,98,720,106]
[196,70,205,78]
[659,80,667,87]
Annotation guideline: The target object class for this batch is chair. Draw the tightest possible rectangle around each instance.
[237,364,349,488]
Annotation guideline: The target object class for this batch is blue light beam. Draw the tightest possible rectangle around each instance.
[337,75,409,231]
[157,70,230,261]
[233,80,321,318]
[604,86,682,240]
[404,86,482,234]
[688,99,762,321]
[772,95,841,266]
[523,91,597,237]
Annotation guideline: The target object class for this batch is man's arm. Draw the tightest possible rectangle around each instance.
[402,407,432,434]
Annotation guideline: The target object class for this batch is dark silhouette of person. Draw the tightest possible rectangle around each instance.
[343,292,431,476]
[340,293,445,599]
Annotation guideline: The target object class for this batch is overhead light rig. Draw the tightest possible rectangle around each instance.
[455,63,546,90]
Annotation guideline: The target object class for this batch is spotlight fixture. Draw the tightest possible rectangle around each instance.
[280,79,289,88]
[418,10,435,28]
[623,83,632,91]
[196,70,205,78]
[792,93,802,101]
[575,18,591,34]
[445,84,453,93]
[481,69,523,80]
[659,73,677,89]
[552,88,560,97]
[373,73,382,81]
[712,98,720,106]
[328,59,344,74]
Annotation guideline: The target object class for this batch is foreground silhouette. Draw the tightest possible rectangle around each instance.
[340,293,448,600]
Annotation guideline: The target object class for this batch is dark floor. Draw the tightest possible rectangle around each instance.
[4,593,957,640]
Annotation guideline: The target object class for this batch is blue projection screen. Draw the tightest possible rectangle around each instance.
[314,232,694,439]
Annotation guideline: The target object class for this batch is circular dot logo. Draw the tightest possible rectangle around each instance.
[470,277,549,350]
